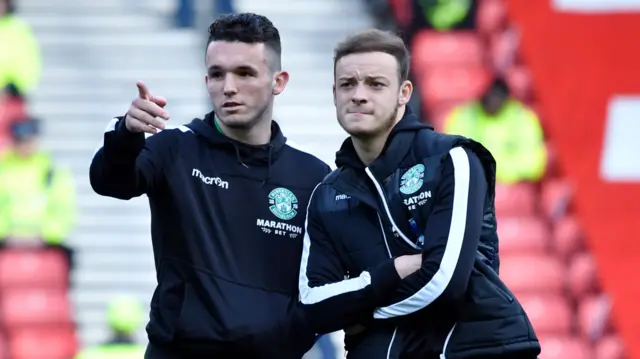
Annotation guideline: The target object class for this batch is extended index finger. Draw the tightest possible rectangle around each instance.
[136,81,151,100]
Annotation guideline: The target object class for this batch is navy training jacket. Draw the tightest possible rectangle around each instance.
[90,112,330,358]
[298,108,540,358]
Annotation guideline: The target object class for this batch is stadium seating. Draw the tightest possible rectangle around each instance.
[497,217,549,255]
[9,326,77,359]
[0,248,77,358]
[0,249,68,288]
[397,0,628,356]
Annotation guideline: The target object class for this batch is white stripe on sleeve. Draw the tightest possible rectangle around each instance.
[298,184,372,305]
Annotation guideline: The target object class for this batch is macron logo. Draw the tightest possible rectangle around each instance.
[192,168,229,189]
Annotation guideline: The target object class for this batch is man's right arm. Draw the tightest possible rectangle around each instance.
[89,117,165,199]
[90,81,171,200]
[298,185,419,334]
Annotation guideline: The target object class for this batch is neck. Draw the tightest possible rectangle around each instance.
[352,135,387,166]
[215,107,273,146]
[352,106,406,166]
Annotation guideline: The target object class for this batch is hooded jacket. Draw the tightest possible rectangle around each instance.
[90,112,330,358]
[298,108,540,358]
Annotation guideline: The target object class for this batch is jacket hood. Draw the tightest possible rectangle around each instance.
[335,106,432,169]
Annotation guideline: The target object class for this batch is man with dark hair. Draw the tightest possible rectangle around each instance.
[90,13,341,359]
[298,29,541,358]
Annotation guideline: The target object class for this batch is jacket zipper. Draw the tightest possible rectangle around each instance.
[366,167,457,358]
[376,213,398,359]
[364,168,420,250]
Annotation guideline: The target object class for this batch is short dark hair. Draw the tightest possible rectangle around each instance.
[333,29,410,82]
[207,13,282,71]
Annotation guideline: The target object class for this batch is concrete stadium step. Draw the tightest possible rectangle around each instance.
[22,13,169,30]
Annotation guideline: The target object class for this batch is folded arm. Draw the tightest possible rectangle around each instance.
[374,146,487,319]
[298,185,403,334]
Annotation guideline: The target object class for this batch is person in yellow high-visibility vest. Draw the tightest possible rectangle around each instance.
[444,76,547,184]
[75,297,146,359]
[0,118,76,266]
[0,0,41,95]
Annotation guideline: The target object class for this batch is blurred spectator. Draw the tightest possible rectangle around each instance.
[176,0,235,28]
[443,76,547,184]
[0,0,41,95]
[176,0,195,28]
[74,296,146,359]
[409,0,478,36]
[215,0,235,15]
[0,118,76,267]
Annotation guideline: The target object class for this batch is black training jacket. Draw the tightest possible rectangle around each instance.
[298,108,540,358]
[90,112,330,358]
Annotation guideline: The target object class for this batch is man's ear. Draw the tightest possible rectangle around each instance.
[272,71,290,95]
[333,84,337,106]
[398,80,413,106]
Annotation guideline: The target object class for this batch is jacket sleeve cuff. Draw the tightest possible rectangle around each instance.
[104,116,146,160]
[369,259,401,304]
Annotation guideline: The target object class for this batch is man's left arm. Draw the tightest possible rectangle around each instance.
[374,146,487,319]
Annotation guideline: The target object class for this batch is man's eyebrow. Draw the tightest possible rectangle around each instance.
[207,65,258,72]
[337,75,389,81]
[365,75,389,81]
[235,65,258,72]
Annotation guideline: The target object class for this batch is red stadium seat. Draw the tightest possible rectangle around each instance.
[0,249,68,289]
[538,336,591,359]
[428,101,463,132]
[388,0,411,28]
[596,335,626,359]
[578,295,612,339]
[0,96,26,127]
[544,142,564,179]
[498,217,550,255]
[519,294,573,335]
[0,288,72,328]
[568,252,598,299]
[412,31,485,74]
[0,335,8,359]
[501,255,565,293]
[419,65,492,107]
[489,29,519,70]
[540,179,572,219]
[494,183,537,217]
[553,216,584,259]
[10,326,77,359]
[505,65,533,101]
[477,0,508,35]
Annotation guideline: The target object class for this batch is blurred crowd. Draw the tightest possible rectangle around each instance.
[0,0,627,358]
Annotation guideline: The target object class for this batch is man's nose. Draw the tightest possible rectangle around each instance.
[223,74,238,96]
[351,84,368,105]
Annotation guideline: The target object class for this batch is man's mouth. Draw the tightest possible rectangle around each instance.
[223,102,242,108]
